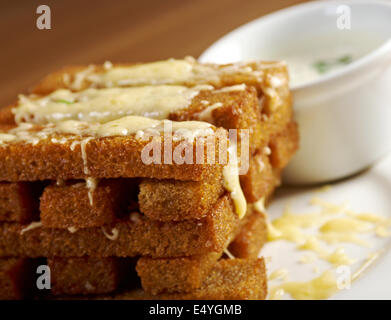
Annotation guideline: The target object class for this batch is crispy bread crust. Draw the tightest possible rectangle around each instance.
[0,195,238,258]
[108,258,267,300]
[0,258,37,300]
[0,128,227,182]
[136,208,267,295]
[0,182,41,223]
[48,257,134,296]
[40,179,136,228]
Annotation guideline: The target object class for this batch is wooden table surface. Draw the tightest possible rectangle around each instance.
[0,0,307,106]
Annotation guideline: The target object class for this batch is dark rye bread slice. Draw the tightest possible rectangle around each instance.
[228,210,267,259]
[40,174,224,226]
[48,257,135,296]
[39,121,297,225]
[2,120,298,227]
[0,60,291,151]
[0,258,39,300]
[270,120,299,169]
[45,208,265,297]
[29,59,291,133]
[240,148,279,203]
[0,126,227,182]
[1,120,298,225]
[138,173,224,221]
[40,179,137,228]
[170,84,292,155]
[39,128,291,226]
[139,120,298,220]
[50,258,267,300]
[169,86,263,154]
[0,181,43,223]
[0,195,239,258]
[136,208,266,295]
[140,119,298,220]
[0,85,264,154]
[30,60,291,141]
[103,258,267,300]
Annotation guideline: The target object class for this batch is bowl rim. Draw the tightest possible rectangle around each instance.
[199,0,391,91]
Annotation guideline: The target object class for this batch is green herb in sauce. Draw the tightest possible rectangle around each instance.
[313,54,353,74]
[54,99,74,105]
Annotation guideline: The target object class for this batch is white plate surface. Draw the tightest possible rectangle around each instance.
[263,152,391,299]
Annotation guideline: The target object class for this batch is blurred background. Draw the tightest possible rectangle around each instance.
[0,0,307,106]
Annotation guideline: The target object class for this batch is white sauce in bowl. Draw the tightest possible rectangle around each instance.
[266,32,385,87]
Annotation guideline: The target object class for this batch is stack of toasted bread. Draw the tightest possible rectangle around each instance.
[0,58,298,299]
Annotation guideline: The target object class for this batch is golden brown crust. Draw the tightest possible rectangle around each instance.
[40,208,266,298]
[139,172,224,221]
[0,105,16,125]
[0,85,263,156]
[0,121,297,224]
[0,258,37,300]
[228,210,267,259]
[40,179,136,228]
[139,120,298,220]
[0,195,238,258]
[48,257,134,296]
[33,65,88,95]
[240,150,278,203]
[136,253,221,295]
[0,60,292,154]
[0,129,227,182]
[0,60,294,301]
[136,207,267,295]
[108,258,267,300]
[0,182,42,223]
[270,121,299,169]
[170,86,263,154]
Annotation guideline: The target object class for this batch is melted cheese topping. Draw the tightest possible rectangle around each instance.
[86,177,99,206]
[298,236,328,255]
[223,248,235,259]
[78,57,273,88]
[269,268,289,281]
[214,84,247,92]
[270,271,338,300]
[102,227,119,241]
[195,102,223,123]
[20,221,42,235]
[67,226,78,233]
[310,197,349,214]
[14,85,211,124]
[0,116,215,145]
[0,133,16,144]
[4,59,254,223]
[320,218,372,234]
[101,59,196,85]
[223,144,247,219]
[267,191,390,274]
[325,247,355,266]
[80,138,92,175]
[0,117,217,182]
[319,232,370,247]
[85,281,95,291]
[375,225,391,237]
[254,197,266,213]
[269,288,285,300]
[266,187,391,299]
[267,195,390,249]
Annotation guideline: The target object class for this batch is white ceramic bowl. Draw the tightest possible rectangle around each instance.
[199,0,391,185]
